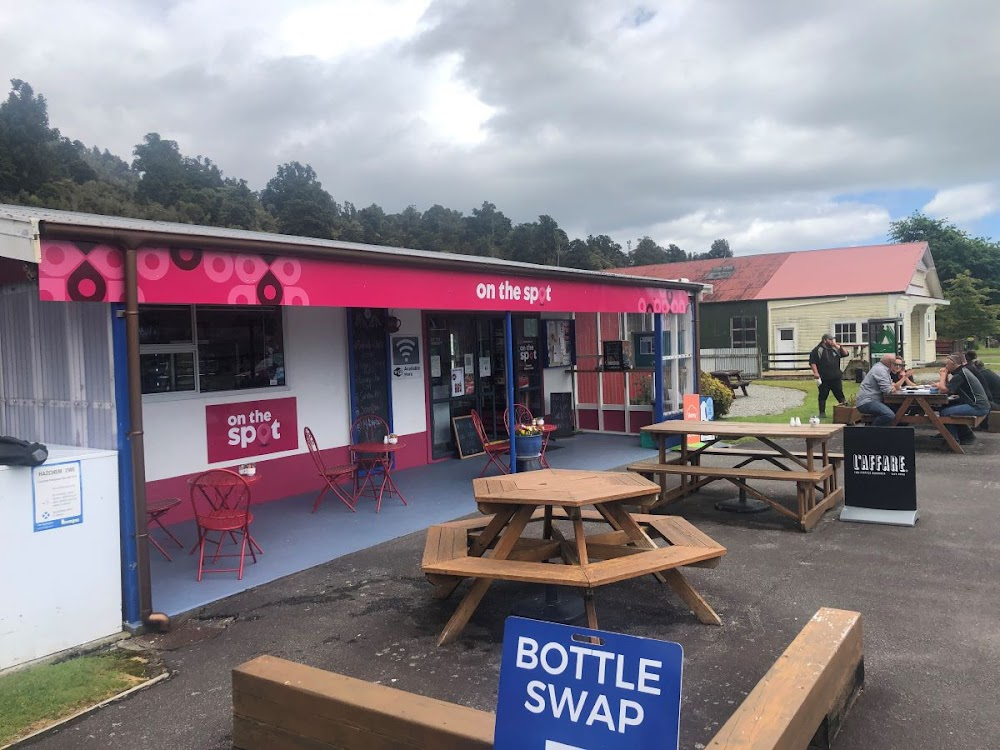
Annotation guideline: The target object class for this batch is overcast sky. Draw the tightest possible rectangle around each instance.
[2,0,999,255]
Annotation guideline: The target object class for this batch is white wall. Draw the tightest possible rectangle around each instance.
[143,306,350,481]
[389,309,428,435]
[0,447,121,670]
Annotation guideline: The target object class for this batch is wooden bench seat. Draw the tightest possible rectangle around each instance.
[628,462,830,484]
[422,540,724,587]
[232,607,864,750]
[706,607,864,749]
[859,412,984,427]
[697,446,845,464]
[711,370,752,397]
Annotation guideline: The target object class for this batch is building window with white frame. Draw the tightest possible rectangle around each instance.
[139,305,286,395]
[833,321,864,345]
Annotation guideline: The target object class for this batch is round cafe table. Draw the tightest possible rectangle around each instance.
[350,442,408,512]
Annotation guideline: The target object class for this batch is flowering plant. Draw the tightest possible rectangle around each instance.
[515,423,542,437]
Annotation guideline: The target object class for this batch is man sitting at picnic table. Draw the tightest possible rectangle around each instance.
[936,353,991,445]
[856,353,904,425]
[965,352,1000,427]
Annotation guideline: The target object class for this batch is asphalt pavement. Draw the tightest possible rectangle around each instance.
[20,429,1000,750]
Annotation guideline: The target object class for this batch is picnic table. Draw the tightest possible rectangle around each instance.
[710,369,752,396]
[882,389,977,454]
[633,420,845,531]
[421,469,726,645]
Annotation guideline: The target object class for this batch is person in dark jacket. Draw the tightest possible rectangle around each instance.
[808,333,849,417]
[965,351,1000,406]
[937,353,990,444]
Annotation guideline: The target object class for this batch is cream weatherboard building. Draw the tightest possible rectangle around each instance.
[621,242,947,369]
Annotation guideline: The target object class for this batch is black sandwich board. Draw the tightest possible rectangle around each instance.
[840,426,918,526]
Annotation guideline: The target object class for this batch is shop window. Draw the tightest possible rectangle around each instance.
[139,305,285,394]
[730,316,757,347]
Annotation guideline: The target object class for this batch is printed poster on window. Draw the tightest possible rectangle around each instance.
[205,397,299,463]
[451,367,465,397]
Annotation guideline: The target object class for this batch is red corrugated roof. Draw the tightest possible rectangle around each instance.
[755,243,927,300]
[614,242,929,303]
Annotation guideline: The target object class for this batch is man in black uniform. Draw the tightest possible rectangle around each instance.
[808,333,850,417]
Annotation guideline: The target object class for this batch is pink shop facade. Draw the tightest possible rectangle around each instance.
[20,213,700,528]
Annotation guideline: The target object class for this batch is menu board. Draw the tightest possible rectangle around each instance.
[350,308,390,423]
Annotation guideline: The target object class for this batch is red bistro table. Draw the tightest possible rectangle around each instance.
[351,442,408,512]
[539,423,559,468]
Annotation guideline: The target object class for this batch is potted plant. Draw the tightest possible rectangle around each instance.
[514,423,543,456]
[832,396,862,425]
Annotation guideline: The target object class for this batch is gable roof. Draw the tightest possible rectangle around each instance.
[614,242,931,303]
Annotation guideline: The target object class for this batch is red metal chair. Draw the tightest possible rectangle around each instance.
[146,497,183,561]
[189,469,257,581]
[304,426,358,513]
[470,409,510,477]
[502,404,534,434]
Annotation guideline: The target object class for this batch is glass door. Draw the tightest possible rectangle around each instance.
[427,315,478,459]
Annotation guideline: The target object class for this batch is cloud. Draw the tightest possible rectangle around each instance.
[1,0,999,253]
[923,183,1000,223]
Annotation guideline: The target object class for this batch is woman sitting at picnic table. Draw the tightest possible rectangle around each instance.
[936,353,991,445]
[890,359,918,387]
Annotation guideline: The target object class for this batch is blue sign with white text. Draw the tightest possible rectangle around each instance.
[495,617,683,750]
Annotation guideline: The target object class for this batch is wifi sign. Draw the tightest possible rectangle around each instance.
[391,336,420,365]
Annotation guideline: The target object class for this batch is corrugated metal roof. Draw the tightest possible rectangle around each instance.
[616,242,931,302]
[0,203,704,292]
[610,253,790,302]
[755,243,928,300]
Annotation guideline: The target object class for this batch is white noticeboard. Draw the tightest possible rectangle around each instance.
[33,461,83,532]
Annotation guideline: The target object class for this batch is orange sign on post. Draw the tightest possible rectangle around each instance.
[683,393,701,447]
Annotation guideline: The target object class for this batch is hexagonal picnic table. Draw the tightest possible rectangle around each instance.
[421,469,726,646]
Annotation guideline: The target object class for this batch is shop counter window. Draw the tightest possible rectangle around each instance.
[139,305,285,394]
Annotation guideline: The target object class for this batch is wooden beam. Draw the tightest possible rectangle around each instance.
[706,608,864,750]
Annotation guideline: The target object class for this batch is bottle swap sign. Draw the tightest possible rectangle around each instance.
[495,617,683,750]
[205,397,298,463]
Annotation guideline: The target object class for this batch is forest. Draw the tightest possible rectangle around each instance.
[0,79,732,271]
[2,78,999,339]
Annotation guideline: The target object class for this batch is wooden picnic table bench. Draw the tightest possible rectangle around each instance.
[421,469,727,645]
[711,369,753,397]
[637,420,845,531]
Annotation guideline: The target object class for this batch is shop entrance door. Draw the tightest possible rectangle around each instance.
[425,314,543,459]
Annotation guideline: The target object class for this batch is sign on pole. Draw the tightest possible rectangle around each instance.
[495,617,683,750]
[840,426,918,526]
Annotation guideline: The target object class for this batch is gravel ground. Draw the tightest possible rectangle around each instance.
[725,382,806,417]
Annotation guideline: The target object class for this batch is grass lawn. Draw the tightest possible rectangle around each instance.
[721,378,861,425]
[978,346,1000,368]
[0,650,150,746]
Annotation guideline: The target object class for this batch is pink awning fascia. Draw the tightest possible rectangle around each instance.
[38,241,691,315]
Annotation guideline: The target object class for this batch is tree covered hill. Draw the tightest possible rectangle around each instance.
[0,79,736,270]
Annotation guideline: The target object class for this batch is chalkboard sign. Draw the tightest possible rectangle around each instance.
[452,415,485,459]
[841,426,918,526]
[549,392,574,437]
[350,308,391,424]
